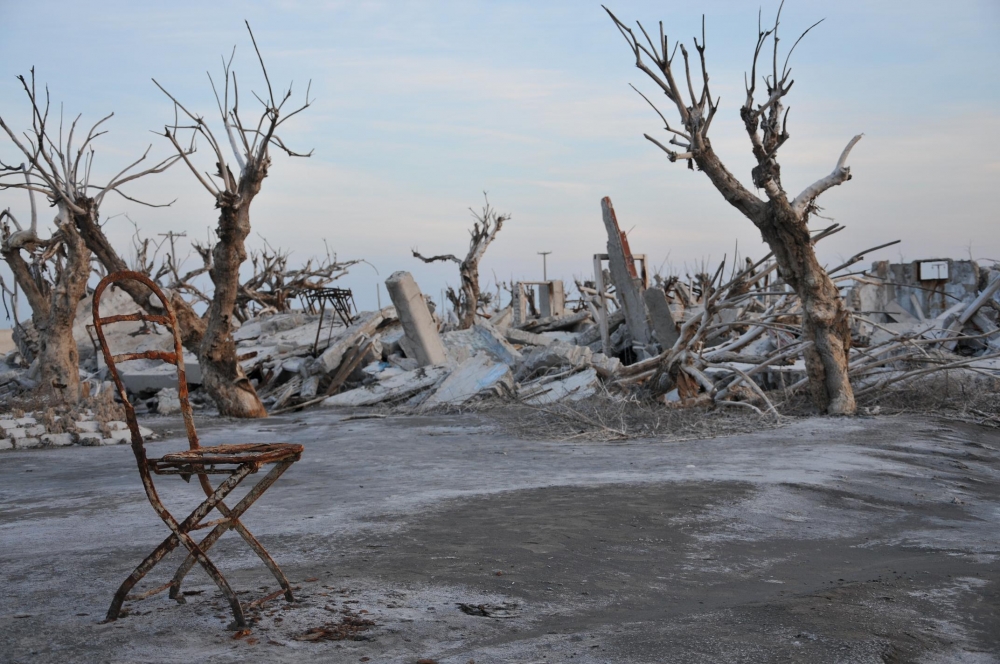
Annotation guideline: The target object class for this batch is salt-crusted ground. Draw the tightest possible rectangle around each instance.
[1,411,998,663]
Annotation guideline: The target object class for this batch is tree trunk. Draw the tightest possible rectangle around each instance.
[693,148,856,415]
[200,196,267,418]
[458,261,478,329]
[33,217,90,404]
[756,206,855,415]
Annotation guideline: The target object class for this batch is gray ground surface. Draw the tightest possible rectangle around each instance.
[1,411,998,663]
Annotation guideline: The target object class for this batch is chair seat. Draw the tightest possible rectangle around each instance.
[149,443,303,474]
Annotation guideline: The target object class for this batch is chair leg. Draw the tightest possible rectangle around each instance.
[106,532,180,622]
[170,461,296,602]
[109,464,252,628]
[175,530,247,629]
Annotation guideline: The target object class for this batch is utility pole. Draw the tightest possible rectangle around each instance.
[158,231,187,271]
[538,251,552,282]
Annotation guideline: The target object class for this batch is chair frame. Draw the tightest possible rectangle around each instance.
[92,270,303,629]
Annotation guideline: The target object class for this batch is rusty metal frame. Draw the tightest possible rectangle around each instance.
[302,286,356,356]
[92,271,304,630]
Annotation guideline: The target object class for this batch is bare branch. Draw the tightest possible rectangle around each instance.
[412,249,462,265]
[791,134,863,216]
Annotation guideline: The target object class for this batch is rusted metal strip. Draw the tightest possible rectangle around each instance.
[190,517,231,531]
[112,350,178,365]
[247,587,287,609]
[124,581,174,602]
[98,313,172,325]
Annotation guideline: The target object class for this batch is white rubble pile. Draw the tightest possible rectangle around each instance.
[0,410,154,451]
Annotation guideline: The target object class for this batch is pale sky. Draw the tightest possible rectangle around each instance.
[1,0,997,319]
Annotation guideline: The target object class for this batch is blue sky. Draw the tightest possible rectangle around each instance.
[1,0,997,318]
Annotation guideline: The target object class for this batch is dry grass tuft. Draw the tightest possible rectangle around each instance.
[473,387,783,442]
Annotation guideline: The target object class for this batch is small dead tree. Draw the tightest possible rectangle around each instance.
[0,71,181,403]
[237,239,363,321]
[606,5,862,415]
[412,194,509,329]
[126,220,214,308]
[155,23,313,418]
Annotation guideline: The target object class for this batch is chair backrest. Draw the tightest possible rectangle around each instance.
[92,270,200,454]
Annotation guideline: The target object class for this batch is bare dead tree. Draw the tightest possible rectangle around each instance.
[0,201,89,403]
[0,70,182,403]
[126,219,214,306]
[237,239,363,321]
[605,4,862,414]
[412,194,509,329]
[154,23,313,418]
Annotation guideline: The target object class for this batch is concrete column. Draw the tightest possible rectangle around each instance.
[539,284,552,318]
[643,287,679,349]
[512,283,528,325]
[384,271,447,366]
[601,197,650,345]
[549,280,566,317]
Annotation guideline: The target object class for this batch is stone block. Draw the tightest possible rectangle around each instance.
[17,437,42,449]
[299,375,320,400]
[0,419,19,430]
[15,417,36,426]
[42,433,75,447]
[76,421,99,433]
[0,438,12,451]
[8,428,26,439]
[78,433,105,446]
[25,425,46,437]
[155,388,181,415]
[108,430,131,444]
[281,357,307,375]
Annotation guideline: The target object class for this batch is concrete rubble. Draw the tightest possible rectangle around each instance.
[0,406,155,450]
[2,241,999,429]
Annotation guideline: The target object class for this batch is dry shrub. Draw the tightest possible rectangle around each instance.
[476,388,782,442]
[853,373,1000,426]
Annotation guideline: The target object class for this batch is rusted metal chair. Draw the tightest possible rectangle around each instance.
[92,270,303,629]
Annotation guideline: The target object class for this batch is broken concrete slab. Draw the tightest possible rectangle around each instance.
[517,341,621,380]
[420,353,513,409]
[522,368,600,405]
[504,328,556,347]
[519,310,590,333]
[443,323,522,366]
[644,286,679,348]
[385,271,447,367]
[323,365,450,407]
